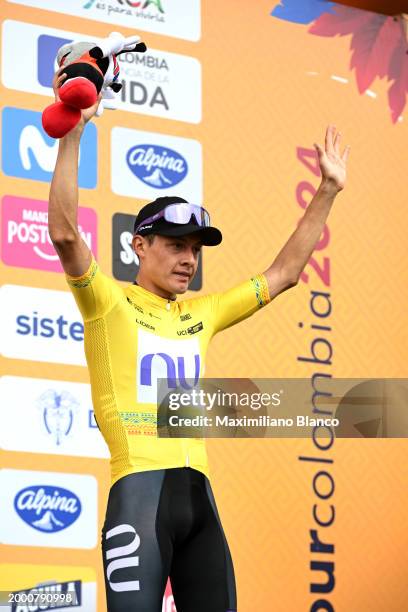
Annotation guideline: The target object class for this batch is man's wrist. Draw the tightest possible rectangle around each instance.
[318,177,341,196]
[59,126,83,147]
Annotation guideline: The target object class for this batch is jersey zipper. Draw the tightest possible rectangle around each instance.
[181,439,190,467]
[165,297,188,465]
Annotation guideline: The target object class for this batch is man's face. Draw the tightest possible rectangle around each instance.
[134,233,202,295]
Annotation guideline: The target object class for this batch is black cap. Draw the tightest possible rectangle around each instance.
[133,196,222,246]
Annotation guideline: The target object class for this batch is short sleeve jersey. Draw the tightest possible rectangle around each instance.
[67,259,270,485]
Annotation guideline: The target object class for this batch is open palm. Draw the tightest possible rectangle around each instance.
[315,125,350,191]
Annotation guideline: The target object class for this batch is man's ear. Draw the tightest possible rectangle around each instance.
[132,235,147,260]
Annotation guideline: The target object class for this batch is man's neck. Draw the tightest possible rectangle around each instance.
[134,274,176,301]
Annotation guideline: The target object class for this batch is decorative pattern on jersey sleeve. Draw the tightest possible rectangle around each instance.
[67,258,98,289]
[119,411,157,437]
[251,274,271,308]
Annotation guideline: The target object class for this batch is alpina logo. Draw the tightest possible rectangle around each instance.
[14,485,82,533]
[126,144,188,188]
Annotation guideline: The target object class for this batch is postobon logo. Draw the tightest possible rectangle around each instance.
[105,524,141,592]
[1,196,97,273]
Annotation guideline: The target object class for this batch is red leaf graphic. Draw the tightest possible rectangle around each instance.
[349,15,402,93]
[309,5,373,37]
[387,30,408,122]
[309,5,408,122]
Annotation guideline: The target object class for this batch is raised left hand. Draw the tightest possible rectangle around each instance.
[314,125,350,192]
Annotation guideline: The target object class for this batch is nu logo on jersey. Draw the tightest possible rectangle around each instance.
[141,352,200,388]
[1,107,97,188]
[14,486,81,533]
[105,524,141,592]
[137,330,201,403]
[126,144,188,189]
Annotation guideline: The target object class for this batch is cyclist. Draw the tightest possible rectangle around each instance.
[49,72,349,612]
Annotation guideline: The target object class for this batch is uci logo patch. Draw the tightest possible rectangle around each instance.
[126,144,188,189]
[14,485,81,533]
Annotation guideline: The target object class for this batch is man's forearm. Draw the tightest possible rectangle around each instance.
[266,178,339,286]
[263,126,349,298]
[48,128,83,243]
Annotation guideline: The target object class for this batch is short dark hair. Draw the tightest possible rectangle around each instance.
[144,234,155,245]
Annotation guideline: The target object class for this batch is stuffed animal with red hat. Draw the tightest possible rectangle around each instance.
[42,31,146,138]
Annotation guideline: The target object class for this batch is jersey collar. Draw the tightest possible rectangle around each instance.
[126,283,177,311]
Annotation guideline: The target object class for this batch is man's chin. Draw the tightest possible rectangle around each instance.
[173,281,190,294]
[170,275,192,294]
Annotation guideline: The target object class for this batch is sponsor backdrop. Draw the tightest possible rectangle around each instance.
[0,0,407,610]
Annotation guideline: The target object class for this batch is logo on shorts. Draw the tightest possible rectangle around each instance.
[105,524,141,592]
[126,144,188,188]
[14,486,82,533]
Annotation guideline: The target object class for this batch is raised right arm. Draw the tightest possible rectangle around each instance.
[48,72,99,276]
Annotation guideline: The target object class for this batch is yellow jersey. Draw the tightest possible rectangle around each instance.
[67,258,270,485]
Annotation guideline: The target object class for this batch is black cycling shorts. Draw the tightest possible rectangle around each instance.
[101,467,237,612]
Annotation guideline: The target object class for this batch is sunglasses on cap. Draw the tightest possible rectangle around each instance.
[134,203,211,235]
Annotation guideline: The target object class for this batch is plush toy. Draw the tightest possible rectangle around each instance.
[42,31,147,138]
